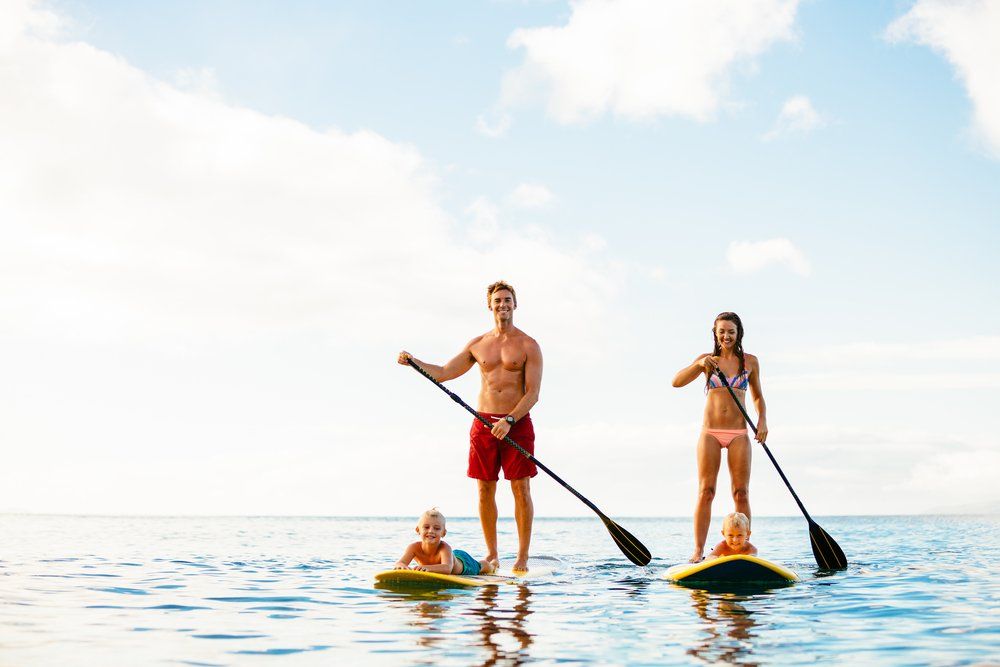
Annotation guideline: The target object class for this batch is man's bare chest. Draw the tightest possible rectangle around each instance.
[472,340,526,373]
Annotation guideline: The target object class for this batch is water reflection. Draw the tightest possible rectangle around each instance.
[685,589,760,666]
[376,584,534,666]
[466,584,533,667]
[611,574,653,599]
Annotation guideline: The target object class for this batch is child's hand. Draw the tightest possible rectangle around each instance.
[412,565,428,572]
[393,562,409,570]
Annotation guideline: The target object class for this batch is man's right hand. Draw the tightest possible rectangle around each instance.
[397,350,412,365]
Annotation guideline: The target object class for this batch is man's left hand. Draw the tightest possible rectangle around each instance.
[490,420,511,440]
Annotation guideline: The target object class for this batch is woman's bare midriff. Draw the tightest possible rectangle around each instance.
[702,388,749,430]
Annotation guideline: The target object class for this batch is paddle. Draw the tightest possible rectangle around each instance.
[406,358,652,567]
[715,367,848,570]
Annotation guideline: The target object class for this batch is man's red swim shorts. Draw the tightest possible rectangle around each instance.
[468,413,537,481]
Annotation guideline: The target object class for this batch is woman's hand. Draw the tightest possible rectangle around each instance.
[755,419,768,443]
[701,356,719,373]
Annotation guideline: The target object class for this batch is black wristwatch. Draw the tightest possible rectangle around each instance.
[504,415,516,426]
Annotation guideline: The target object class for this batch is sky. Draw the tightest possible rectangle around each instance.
[1,0,998,520]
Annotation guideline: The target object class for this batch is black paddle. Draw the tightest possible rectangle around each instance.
[715,367,848,570]
[406,358,652,567]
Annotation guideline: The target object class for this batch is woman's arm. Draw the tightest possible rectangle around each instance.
[747,355,767,442]
[672,354,713,388]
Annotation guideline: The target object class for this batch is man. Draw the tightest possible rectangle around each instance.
[398,280,542,572]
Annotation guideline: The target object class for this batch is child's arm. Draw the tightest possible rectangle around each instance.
[745,542,758,556]
[410,544,455,574]
[706,541,726,559]
[394,543,419,569]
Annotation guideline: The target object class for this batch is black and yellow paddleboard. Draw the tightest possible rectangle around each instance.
[663,555,798,584]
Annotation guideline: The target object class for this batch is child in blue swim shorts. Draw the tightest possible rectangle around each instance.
[393,508,497,575]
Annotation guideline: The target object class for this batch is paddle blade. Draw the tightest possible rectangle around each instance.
[603,517,652,566]
[808,520,847,570]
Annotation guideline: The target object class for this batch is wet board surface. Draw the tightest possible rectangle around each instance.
[663,554,798,584]
[374,557,561,589]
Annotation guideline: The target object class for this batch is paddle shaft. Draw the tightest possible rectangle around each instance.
[714,367,816,524]
[407,358,609,521]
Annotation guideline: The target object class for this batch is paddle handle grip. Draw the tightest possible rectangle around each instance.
[714,367,814,523]
[406,358,608,519]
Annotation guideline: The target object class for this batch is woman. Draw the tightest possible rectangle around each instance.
[672,312,767,563]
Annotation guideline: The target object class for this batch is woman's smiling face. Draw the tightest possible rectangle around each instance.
[715,320,738,350]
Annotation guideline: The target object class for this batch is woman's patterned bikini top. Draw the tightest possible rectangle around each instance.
[707,368,751,391]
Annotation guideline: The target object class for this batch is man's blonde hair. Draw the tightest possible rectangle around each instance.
[486,280,517,308]
[416,507,446,528]
[724,512,750,532]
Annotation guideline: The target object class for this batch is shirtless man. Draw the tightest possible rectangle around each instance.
[398,281,542,572]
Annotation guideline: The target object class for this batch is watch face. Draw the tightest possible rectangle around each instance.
[505,416,515,424]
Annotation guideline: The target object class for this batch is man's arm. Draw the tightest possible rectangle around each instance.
[397,338,479,382]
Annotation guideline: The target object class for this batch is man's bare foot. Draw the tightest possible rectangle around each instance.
[688,551,704,563]
[512,557,529,573]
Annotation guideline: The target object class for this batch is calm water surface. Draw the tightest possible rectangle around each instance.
[1,515,997,665]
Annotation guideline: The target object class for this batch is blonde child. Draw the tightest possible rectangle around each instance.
[707,512,757,559]
[394,509,497,575]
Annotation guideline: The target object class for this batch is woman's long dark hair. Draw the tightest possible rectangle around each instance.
[706,311,745,390]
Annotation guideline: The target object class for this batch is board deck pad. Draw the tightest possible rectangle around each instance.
[663,554,798,584]
[375,557,560,589]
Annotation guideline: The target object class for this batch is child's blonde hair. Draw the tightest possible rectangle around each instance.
[723,512,750,532]
[416,507,446,529]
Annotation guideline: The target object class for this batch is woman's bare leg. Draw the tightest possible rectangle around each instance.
[727,436,752,523]
[692,431,722,562]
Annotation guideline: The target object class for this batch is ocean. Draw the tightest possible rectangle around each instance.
[1,514,997,665]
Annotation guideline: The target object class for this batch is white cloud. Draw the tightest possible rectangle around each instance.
[0,1,624,348]
[581,232,606,253]
[475,110,512,137]
[502,0,800,124]
[171,66,222,99]
[726,238,810,276]
[886,0,1000,157]
[508,182,555,208]
[762,94,825,140]
[0,0,635,514]
[465,196,501,243]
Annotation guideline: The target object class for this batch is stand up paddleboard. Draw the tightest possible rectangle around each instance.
[663,555,798,585]
[375,557,560,589]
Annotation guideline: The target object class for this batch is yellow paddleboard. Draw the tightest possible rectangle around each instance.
[374,558,559,589]
[664,554,798,584]
[374,569,518,588]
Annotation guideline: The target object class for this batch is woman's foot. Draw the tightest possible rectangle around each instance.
[480,558,498,575]
[512,557,529,573]
[688,551,704,563]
